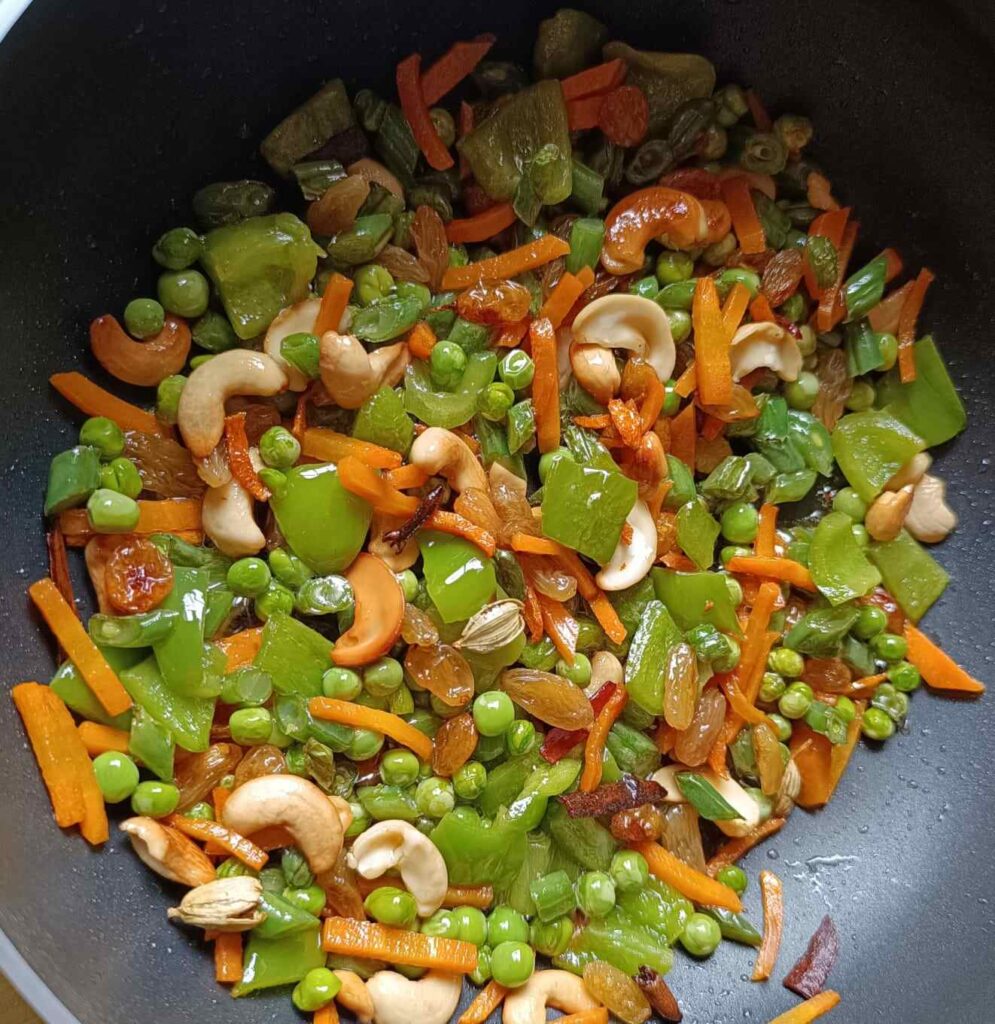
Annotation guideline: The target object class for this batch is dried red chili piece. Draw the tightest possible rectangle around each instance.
[782,914,840,999]
[559,775,668,818]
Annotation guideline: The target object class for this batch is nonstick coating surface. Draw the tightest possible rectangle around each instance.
[1,1,993,1021]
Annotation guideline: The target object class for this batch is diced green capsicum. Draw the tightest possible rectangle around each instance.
[809,511,882,606]
[652,568,741,634]
[404,351,497,429]
[352,386,414,456]
[152,566,209,697]
[624,600,682,715]
[44,446,102,516]
[253,612,334,698]
[118,656,215,753]
[831,409,926,501]
[419,531,496,624]
[867,529,949,622]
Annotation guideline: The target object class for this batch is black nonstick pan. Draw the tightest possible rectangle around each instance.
[1,1,993,1021]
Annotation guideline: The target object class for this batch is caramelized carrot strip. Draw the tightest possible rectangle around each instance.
[560,58,627,100]
[46,526,76,620]
[425,510,497,557]
[420,34,496,105]
[446,203,517,244]
[633,840,743,912]
[224,412,270,501]
[580,683,627,792]
[693,276,733,406]
[397,53,453,171]
[538,266,596,329]
[336,456,420,517]
[816,220,858,332]
[310,699,433,760]
[442,235,571,290]
[77,721,130,757]
[321,917,477,972]
[726,555,816,592]
[867,281,913,335]
[905,623,984,693]
[721,176,766,255]
[49,371,163,434]
[754,503,778,557]
[897,268,935,383]
[166,815,269,871]
[458,980,508,1024]
[752,870,784,981]
[214,932,243,984]
[314,273,354,336]
[531,317,561,453]
[534,589,579,665]
[511,533,564,556]
[302,428,403,470]
[767,991,841,1024]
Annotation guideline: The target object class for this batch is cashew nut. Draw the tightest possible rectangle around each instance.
[334,969,375,1024]
[569,342,620,404]
[319,332,409,410]
[264,297,322,391]
[489,461,527,499]
[905,473,957,543]
[90,314,191,387]
[202,475,266,557]
[366,971,461,1024]
[329,793,355,834]
[571,294,676,382]
[347,820,448,917]
[627,430,668,498]
[586,650,624,697]
[650,765,763,836]
[348,158,405,200]
[557,325,574,388]
[647,766,688,803]
[368,511,419,571]
[410,428,488,493]
[178,350,287,458]
[865,485,914,542]
[885,452,932,491]
[729,322,802,382]
[596,499,656,590]
[502,970,599,1024]
[120,817,216,887]
[221,774,343,875]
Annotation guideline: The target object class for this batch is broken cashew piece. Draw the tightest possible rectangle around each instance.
[569,342,621,405]
[319,332,410,410]
[368,511,419,571]
[334,970,375,1024]
[571,294,676,382]
[366,971,461,1024]
[502,970,600,1024]
[884,452,932,491]
[166,875,264,931]
[596,499,657,591]
[120,817,216,887]
[178,349,287,458]
[202,474,266,557]
[348,157,405,200]
[586,650,624,697]
[729,322,802,382]
[328,794,354,834]
[650,766,762,836]
[905,473,957,543]
[347,819,448,917]
[221,774,343,875]
[865,485,914,542]
[263,297,322,391]
[410,427,488,493]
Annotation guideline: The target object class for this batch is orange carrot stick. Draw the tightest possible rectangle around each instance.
[750,293,777,323]
[867,280,913,335]
[310,698,433,761]
[29,578,132,716]
[425,510,497,557]
[382,465,429,492]
[441,884,495,910]
[720,676,774,727]
[534,589,579,665]
[752,869,784,981]
[905,623,985,694]
[693,276,733,406]
[442,235,571,290]
[420,34,495,105]
[336,456,420,517]
[446,203,517,244]
[397,53,453,171]
[313,1004,339,1024]
[302,428,403,470]
[314,273,354,337]
[767,991,841,1024]
[406,321,438,360]
[321,917,478,972]
[496,319,531,348]
[726,555,816,592]
[539,266,595,329]
[816,220,858,332]
[215,627,263,673]
[214,932,243,984]
[721,176,766,255]
[49,371,163,435]
[897,268,935,383]
[573,414,611,429]
[531,316,561,454]
[674,362,697,397]
[754,503,778,557]
[633,840,743,912]
[458,980,509,1024]
[789,725,833,808]
[669,401,697,467]
[557,1010,609,1024]
[511,533,564,556]
[721,281,753,340]
[77,721,130,757]
[224,412,270,501]
[588,593,627,647]
[166,815,269,871]
[580,684,627,792]
[706,818,786,873]
[560,58,627,100]
[566,94,603,131]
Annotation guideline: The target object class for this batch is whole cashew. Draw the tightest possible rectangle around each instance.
[347,820,448,917]
[502,971,599,1024]
[368,511,419,571]
[334,969,375,1024]
[120,817,216,887]
[90,314,191,387]
[905,473,957,543]
[348,158,405,200]
[202,475,266,557]
[586,650,623,697]
[366,971,462,1024]
[221,774,343,875]
[569,343,620,405]
[601,187,710,274]
[885,452,932,491]
[596,499,657,591]
[571,294,675,382]
[728,322,802,382]
[865,485,914,542]
[319,332,410,410]
[410,428,488,493]
[264,297,322,392]
[178,350,287,458]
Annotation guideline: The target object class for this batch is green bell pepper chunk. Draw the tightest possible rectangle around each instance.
[254,612,334,698]
[555,915,675,978]
[88,610,179,648]
[478,754,539,819]
[617,877,693,945]
[430,808,528,888]
[447,317,492,355]
[233,927,325,997]
[419,531,496,624]
[561,422,617,474]
[149,534,232,587]
[787,410,835,477]
[119,656,215,752]
[254,890,321,939]
[699,456,756,503]
[701,907,763,947]
[474,415,525,479]
[506,758,582,832]
[868,529,949,622]
[831,409,925,501]
[404,351,497,429]
[675,496,721,570]
[606,577,657,657]
[260,79,354,177]
[652,568,741,634]
[663,455,697,510]
[507,400,535,455]
[766,469,817,505]
[129,707,175,781]
[809,511,882,606]
[352,386,414,456]
[502,831,552,918]
[50,647,141,729]
[152,566,209,697]
[203,587,235,640]
[44,446,101,516]
[325,214,394,267]
[269,463,372,574]
[533,8,607,78]
[546,801,617,872]
[605,722,661,777]
[876,336,967,447]
[624,600,682,715]
[201,213,319,340]
[784,605,859,657]
[541,458,637,565]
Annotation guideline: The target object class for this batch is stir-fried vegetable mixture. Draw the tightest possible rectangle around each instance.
[18,11,983,1024]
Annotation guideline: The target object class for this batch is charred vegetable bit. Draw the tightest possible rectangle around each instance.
[783,915,840,999]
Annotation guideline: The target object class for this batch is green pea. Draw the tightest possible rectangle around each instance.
[345,800,370,837]
[156,375,186,424]
[888,660,921,693]
[186,801,215,820]
[538,448,574,484]
[768,712,793,742]
[323,666,363,701]
[778,682,813,720]
[380,749,420,787]
[395,282,432,309]
[285,744,308,777]
[469,945,493,986]
[292,967,341,1012]
[490,941,535,988]
[656,251,694,285]
[505,719,536,756]
[364,885,418,928]
[499,349,535,391]
[877,332,899,371]
[283,884,326,915]
[610,850,649,893]
[665,308,692,343]
[229,707,273,746]
[92,751,139,803]
[254,582,295,621]
[721,545,751,567]
[354,264,395,306]
[415,776,455,818]
[661,379,681,417]
[227,557,272,598]
[131,780,180,817]
[871,682,909,725]
[124,298,165,339]
[348,729,384,761]
[220,667,273,708]
[716,267,761,298]
[269,548,313,588]
[768,647,804,678]
[80,417,125,459]
[478,382,515,422]
[396,569,419,602]
[845,379,876,412]
[784,371,819,411]
[716,865,748,895]
[472,691,515,737]
[530,916,573,957]
[832,487,867,521]
[454,906,488,946]
[796,324,817,357]
[190,355,215,373]
[87,489,139,532]
[153,226,203,270]
[364,657,404,697]
[779,293,806,323]
[630,275,660,299]
[257,426,301,470]
[852,604,887,640]
[157,269,210,318]
[192,310,238,353]
[680,912,722,957]
[555,652,592,686]
[758,671,786,704]
[834,696,858,723]
[724,574,743,608]
[487,905,529,946]
[100,457,143,498]
[870,632,907,662]
[861,706,895,741]
[429,340,468,391]
[721,501,759,544]
[453,761,487,800]
[576,871,616,918]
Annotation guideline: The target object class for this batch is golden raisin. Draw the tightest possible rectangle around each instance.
[431,713,478,778]
[105,537,174,614]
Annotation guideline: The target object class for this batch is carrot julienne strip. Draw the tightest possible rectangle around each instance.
[458,980,508,1024]
[310,698,433,760]
[752,869,784,981]
[580,683,627,792]
[166,814,269,871]
[224,412,270,501]
[633,840,743,912]
[314,273,354,336]
[396,53,453,171]
[420,34,495,105]
[767,990,841,1024]
[445,203,517,244]
[897,268,935,383]
[531,316,561,454]
[321,917,478,972]
[50,371,163,435]
[905,623,984,693]
[301,428,403,470]
[441,235,570,290]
